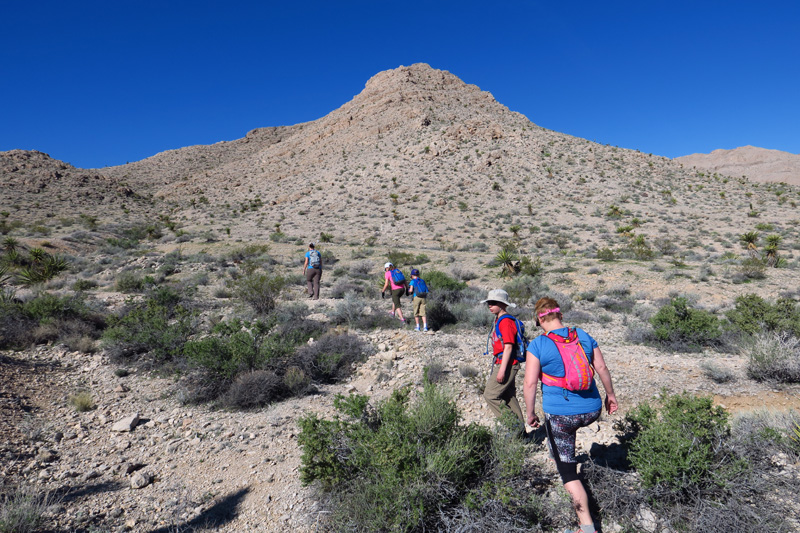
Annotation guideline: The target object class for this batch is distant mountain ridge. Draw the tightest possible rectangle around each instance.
[676,146,800,186]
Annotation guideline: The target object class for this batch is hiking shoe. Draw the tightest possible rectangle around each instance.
[563,529,597,533]
[414,326,420,332]
[423,327,429,332]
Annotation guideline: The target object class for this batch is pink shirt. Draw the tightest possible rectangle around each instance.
[385,270,404,291]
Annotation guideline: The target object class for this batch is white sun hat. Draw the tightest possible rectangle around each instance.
[480,288,517,308]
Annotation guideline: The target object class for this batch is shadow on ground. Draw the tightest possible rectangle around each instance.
[146,487,250,533]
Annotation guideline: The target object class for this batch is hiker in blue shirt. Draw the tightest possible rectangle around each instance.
[302,243,322,299]
[524,296,618,533]
[407,268,429,332]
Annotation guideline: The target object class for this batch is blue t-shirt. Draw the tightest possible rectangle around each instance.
[527,327,601,416]
[305,250,321,268]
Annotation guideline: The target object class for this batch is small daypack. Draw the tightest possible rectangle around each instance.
[410,278,429,298]
[390,268,406,285]
[489,314,528,363]
[541,328,594,391]
[308,250,321,268]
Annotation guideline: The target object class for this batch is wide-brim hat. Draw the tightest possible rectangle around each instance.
[480,289,516,308]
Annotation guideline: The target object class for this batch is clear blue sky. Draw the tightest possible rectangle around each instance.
[2,1,798,168]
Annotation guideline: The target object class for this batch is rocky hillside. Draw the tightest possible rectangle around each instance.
[676,145,800,186]
[0,150,154,223]
[4,64,797,250]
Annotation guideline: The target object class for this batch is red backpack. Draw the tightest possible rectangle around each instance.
[540,328,594,391]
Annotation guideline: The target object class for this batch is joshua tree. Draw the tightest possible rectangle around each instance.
[764,234,782,267]
[739,231,760,259]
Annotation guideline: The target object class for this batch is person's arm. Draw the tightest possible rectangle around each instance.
[523,352,541,428]
[303,256,308,274]
[381,273,390,293]
[496,342,514,383]
[592,347,618,414]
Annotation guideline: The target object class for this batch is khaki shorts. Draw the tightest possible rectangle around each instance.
[413,296,426,317]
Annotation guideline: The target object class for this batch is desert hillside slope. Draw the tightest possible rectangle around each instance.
[4,63,797,251]
[676,145,800,186]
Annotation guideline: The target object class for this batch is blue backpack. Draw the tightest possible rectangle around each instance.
[390,268,406,285]
[487,314,528,363]
[410,278,429,298]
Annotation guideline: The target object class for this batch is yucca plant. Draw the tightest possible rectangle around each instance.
[0,265,10,286]
[2,236,18,253]
[763,235,782,267]
[739,231,760,259]
[28,248,46,263]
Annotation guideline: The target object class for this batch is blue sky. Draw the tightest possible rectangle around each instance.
[2,1,798,168]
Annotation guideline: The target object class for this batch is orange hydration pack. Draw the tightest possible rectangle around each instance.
[540,328,594,391]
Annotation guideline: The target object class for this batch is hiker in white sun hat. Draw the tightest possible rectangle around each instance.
[481,289,525,431]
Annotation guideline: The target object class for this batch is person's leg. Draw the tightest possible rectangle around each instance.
[312,269,320,299]
[305,269,315,297]
[484,364,521,422]
[563,479,593,528]
[393,288,405,321]
[498,365,524,426]
[420,300,428,330]
[544,412,601,531]
[413,298,421,329]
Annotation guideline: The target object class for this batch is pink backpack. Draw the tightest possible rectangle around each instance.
[540,328,594,391]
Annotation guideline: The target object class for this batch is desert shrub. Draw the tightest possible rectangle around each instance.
[450,265,477,281]
[234,271,285,315]
[72,278,97,291]
[331,282,368,299]
[102,287,194,363]
[320,249,338,265]
[423,270,466,292]
[224,369,287,409]
[298,385,544,532]
[587,398,799,532]
[735,257,766,281]
[349,260,374,279]
[422,360,446,384]
[649,297,723,351]
[503,275,547,307]
[699,360,736,383]
[726,293,800,337]
[426,296,459,330]
[184,319,277,383]
[115,271,146,293]
[68,391,95,412]
[743,332,800,382]
[0,293,105,350]
[625,393,737,493]
[329,291,367,326]
[294,332,371,383]
[0,486,54,533]
[458,364,479,378]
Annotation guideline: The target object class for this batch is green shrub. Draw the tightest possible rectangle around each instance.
[234,271,285,315]
[649,297,723,351]
[726,293,800,337]
[424,270,466,291]
[102,288,194,363]
[587,401,796,531]
[298,385,539,531]
[115,272,145,293]
[626,392,738,492]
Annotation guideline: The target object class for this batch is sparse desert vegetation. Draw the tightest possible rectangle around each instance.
[1,63,799,532]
